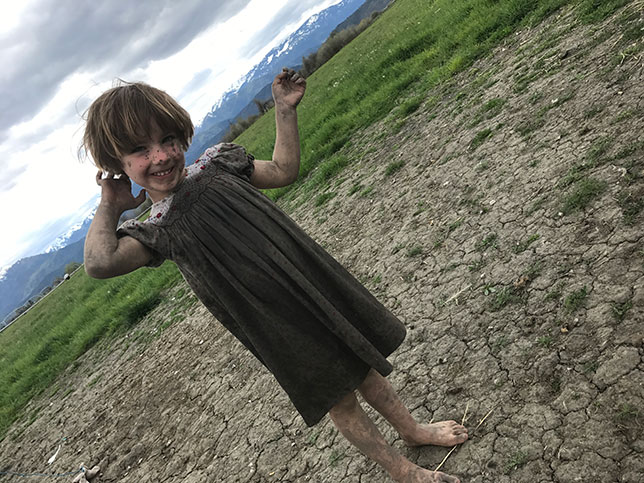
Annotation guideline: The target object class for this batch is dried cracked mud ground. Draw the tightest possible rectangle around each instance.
[1,5,643,483]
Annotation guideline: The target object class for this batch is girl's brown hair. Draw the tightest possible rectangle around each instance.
[82,81,194,173]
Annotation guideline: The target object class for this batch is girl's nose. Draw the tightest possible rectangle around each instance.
[151,147,170,164]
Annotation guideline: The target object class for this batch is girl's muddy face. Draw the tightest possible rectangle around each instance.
[120,123,186,202]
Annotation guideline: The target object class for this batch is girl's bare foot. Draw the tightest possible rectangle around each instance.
[402,420,468,447]
[398,466,461,483]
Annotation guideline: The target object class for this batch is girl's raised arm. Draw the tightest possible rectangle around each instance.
[250,69,306,189]
[84,172,152,279]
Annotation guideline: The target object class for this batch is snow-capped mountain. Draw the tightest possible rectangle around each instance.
[186,0,366,163]
[45,204,97,254]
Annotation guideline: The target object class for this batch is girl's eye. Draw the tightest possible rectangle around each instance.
[162,135,176,144]
[131,146,146,154]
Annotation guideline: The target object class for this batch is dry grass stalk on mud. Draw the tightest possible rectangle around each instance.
[434,404,494,473]
[433,402,469,472]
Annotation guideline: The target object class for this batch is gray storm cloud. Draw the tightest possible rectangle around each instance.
[0,0,252,136]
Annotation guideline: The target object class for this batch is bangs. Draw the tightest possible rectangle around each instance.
[109,98,184,156]
[83,81,193,173]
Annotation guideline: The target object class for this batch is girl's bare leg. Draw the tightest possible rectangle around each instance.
[329,391,461,483]
[358,369,468,447]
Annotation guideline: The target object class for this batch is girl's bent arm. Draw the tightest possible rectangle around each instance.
[251,105,300,189]
[84,201,152,279]
[250,69,305,189]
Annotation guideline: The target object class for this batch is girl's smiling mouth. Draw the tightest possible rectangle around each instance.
[152,166,174,177]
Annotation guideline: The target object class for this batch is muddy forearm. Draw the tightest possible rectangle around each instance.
[84,202,125,278]
[272,105,300,184]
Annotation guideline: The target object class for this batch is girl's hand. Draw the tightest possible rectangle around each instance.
[272,68,306,108]
[96,170,146,213]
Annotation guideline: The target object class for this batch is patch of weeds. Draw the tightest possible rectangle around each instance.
[372,274,382,285]
[561,178,607,214]
[328,449,345,467]
[504,450,528,474]
[398,95,424,117]
[614,140,644,162]
[333,176,347,188]
[528,91,544,105]
[491,335,509,355]
[586,137,613,165]
[392,243,405,255]
[413,201,427,216]
[528,159,541,168]
[614,109,635,123]
[307,430,320,445]
[524,261,543,281]
[618,192,644,225]
[564,286,588,313]
[440,262,459,274]
[406,245,423,258]
[578,0,630,24]
[619,11,644,43]
[583,360,599,374]
[468,258,486,272]
[470,128,493,150]
[315,192,336,207]
[614,403,640,425]
[489,286,523,311]
[359,186,374,198]
[438,152,458,166]
[558,164,589,189]
[514,70,541,94]
[390,118,407,133]
[62,388,75,399]
[385,160,405,176]
[476,233,498,252]
[611,300,632,321]
[513,234,540,254]
[476,160,490,171]
[87,374,102,387]
[537,335,553,348]
[470,98,506,126]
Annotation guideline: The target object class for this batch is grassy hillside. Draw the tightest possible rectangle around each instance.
[0,0,637,442]
[237,0,631,201]
[0,264,183,438]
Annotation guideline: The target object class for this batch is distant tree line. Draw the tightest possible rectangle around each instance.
[220,10,383,143]
[301,10,382,77]
[222,99,274,143]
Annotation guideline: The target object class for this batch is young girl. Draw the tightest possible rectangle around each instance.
[83,68,467,483]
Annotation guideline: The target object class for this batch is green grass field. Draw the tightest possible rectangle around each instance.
[0,0,630,440]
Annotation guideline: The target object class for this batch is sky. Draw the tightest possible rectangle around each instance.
[0,0,342,271]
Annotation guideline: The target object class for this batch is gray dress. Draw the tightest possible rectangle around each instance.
[117,143,406,426]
